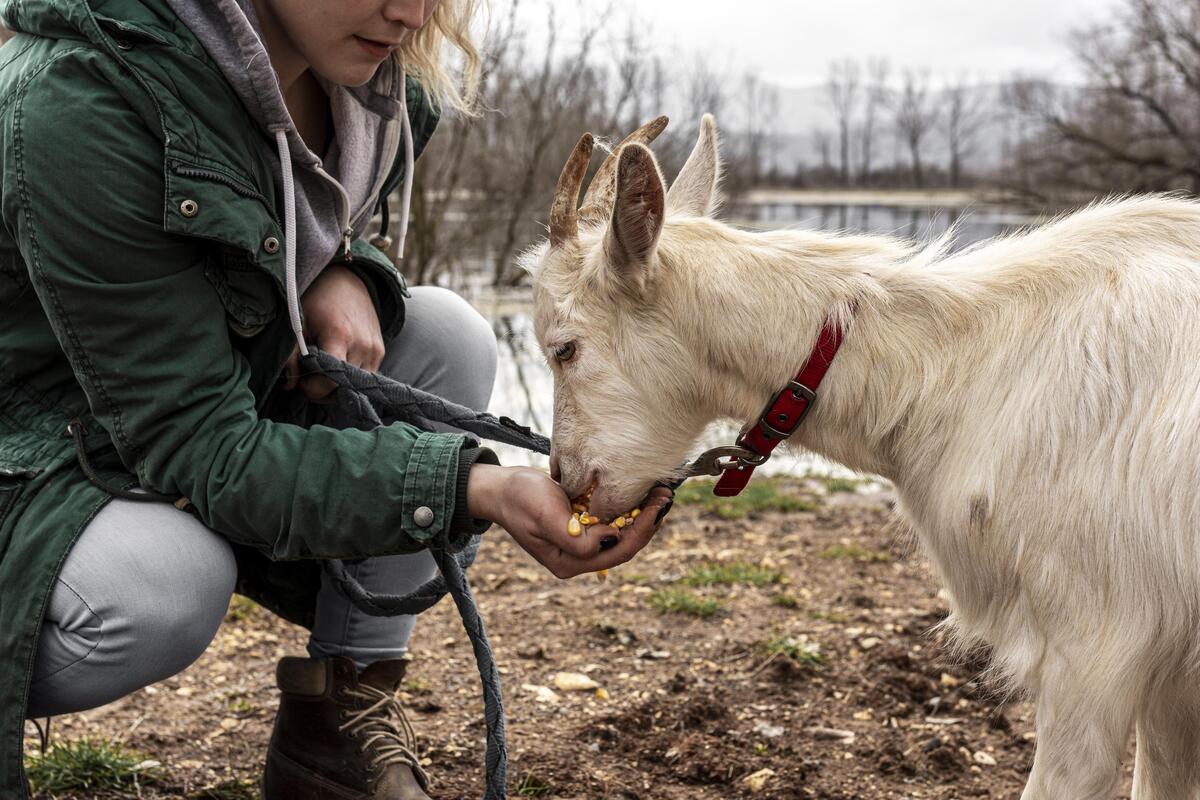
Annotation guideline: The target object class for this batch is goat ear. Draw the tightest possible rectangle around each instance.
[604,143,666,277]
[666,114,720,217]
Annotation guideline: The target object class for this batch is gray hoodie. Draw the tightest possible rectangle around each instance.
[164,0,415,355]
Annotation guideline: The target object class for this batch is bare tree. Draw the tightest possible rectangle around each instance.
[1006,0,1200,196]
[893,68,938,187]
[827,58,861,186]
[401,1,521,285]
[943,74,988,187]
[858,58,890,185]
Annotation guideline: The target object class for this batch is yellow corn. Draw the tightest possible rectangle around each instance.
[595,569,608,582]
[583,515,600,526]
[612,516,626,529]
[567,515,582,537]
[630,508,640,519]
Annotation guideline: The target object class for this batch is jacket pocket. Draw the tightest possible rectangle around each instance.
[205,249,280,338]
[0,457,40,530]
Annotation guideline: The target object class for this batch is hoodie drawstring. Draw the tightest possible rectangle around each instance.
[395,77,415,261]
[273,66,415,359]
[274,127,307,357]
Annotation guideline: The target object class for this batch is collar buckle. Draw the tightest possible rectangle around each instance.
[754,380,817,441]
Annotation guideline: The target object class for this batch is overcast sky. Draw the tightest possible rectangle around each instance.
[518,0,1123,87]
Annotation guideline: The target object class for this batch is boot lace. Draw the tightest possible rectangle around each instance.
[339,684,429,788]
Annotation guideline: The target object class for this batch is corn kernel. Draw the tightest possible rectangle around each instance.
[612,516,626,529]
[630,508,640,519]
[595,569,608,582]
[567,515,582,537]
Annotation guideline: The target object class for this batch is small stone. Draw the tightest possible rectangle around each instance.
[521,684,560,704]
[553,672,600,692]
[219,717,239,730]
[807,726,856,742]
[973,751,997,766]
[175,687,194,697]
[852,710,872,721]
[859,637,881,650]
[753,720,784,738]
[743,768,776,793]
[940,672,960,687]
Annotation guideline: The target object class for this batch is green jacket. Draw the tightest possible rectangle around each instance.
[0,1,493,793]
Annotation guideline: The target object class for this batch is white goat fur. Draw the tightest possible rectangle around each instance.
[528,115,1200,798]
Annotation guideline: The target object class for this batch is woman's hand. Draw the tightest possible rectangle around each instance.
[467,464,674,579]
[284,264,385,403]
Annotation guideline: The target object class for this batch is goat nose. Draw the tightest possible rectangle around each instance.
[549,450,561,482]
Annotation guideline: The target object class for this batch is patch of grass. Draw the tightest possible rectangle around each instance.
[649,588,722,618]
[190,779,260,800]
[817,544,892,563]
[761,635,825,667]
[227,697,256,716]
[808,609,850,623]
[822,476,862,494]
[682,561,782,588]
[25,738,164,795]
[674,477,817,520]
[402,677,432,694]
[515,774,553,797]
[771,592,801,609]
[225,595,259,622]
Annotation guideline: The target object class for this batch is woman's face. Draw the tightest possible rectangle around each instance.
[258,0,440,86]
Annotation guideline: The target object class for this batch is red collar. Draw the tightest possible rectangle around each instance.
[710,315,849,496]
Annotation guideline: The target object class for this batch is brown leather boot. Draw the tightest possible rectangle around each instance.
[263,655,431,799]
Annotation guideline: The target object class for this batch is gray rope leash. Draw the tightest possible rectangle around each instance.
[300,346,549,800]
[300,348,551,453]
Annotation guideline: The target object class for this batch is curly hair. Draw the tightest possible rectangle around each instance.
[397,0,484,115]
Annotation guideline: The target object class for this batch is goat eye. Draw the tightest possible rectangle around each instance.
[554,342,577,363]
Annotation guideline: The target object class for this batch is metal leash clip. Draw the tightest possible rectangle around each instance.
[682,444,768,478]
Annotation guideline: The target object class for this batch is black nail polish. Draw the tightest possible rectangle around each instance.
[599,535,619,551]
[654,499,674,525]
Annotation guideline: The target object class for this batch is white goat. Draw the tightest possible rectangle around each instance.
[526,114,1200,799]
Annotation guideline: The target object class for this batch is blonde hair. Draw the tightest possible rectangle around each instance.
[397,0,484,115]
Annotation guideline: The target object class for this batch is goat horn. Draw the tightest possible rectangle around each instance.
[578,115,669,224]
[549,133,595,248]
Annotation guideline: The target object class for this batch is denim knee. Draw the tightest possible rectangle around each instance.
[28,500,237,717]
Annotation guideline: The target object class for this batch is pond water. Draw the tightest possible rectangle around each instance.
[458,201,1037,474]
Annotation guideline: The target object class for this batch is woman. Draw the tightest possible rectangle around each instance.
[0,1,673,797]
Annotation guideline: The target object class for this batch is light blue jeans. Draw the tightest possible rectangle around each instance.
[26,287,498,718]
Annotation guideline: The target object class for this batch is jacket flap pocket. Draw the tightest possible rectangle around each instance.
[0,455,42,480]
[206,249,281,337]
[164,160,286,289]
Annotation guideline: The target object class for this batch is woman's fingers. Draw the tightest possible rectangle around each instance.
[534,489,674,579]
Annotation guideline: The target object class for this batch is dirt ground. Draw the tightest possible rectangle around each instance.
[23,477,1138,800]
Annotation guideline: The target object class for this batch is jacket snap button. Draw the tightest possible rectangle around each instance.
[263,236,280,254]
[180,199,199,218]
[413,506,435,528]
[115,39,133,51]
